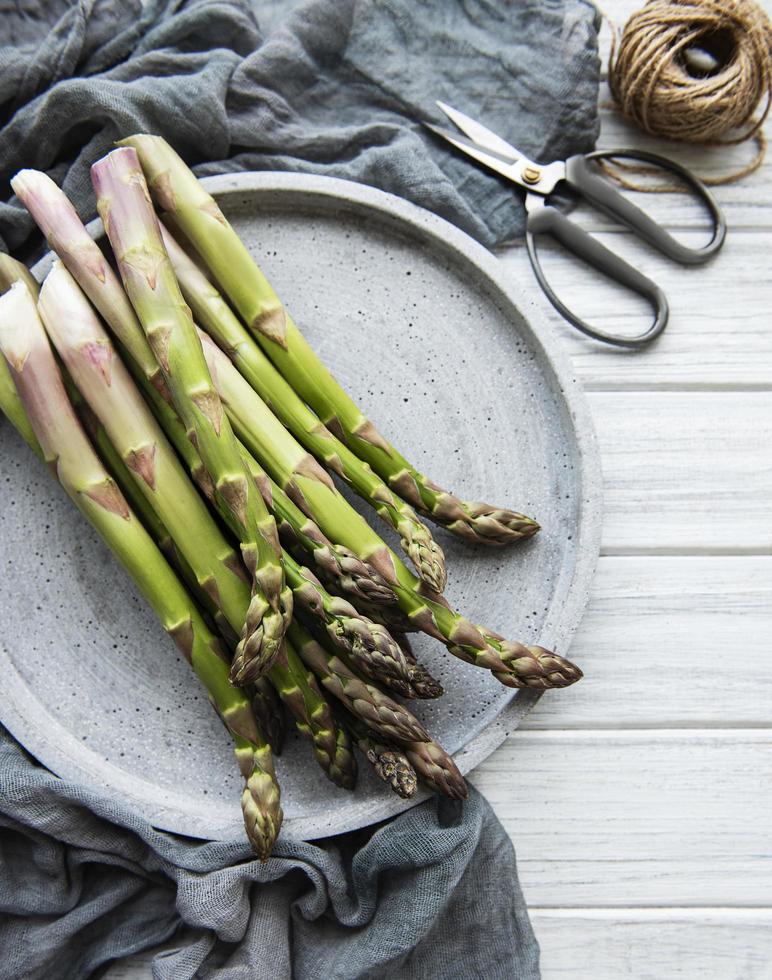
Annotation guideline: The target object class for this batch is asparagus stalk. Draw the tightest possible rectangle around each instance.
[0,257,181,590]
[288,621,428,744]
[341,712,417,799]
[160,224,446,592]
[0,282,282,858]
[90,148,292,681]
[65,372,286,740]
[251,677,286,757]
[349,594,418,636]
[136,367,397,617]
[93,411,282,763]
[270,640,357,790]
[153,331,419,689]
[198,323,579,690]
[75,404,289,762]
[0,256,42,455]
[305,577,441,700]
[10,170,168,400]
[238,446,395,608]
[136,351,407,688]
[0,253,38,297]
[122,134,539,546]
[39,260,262,670]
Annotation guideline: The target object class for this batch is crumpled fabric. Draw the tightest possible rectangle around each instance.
[0,0,600,256]
[0,725,539,979]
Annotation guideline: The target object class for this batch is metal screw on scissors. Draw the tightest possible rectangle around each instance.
[425,101,727,349]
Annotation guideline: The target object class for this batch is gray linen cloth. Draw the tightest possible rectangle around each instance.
[0,1,600,976]
[0,0,600,256]
[0,726,538,979]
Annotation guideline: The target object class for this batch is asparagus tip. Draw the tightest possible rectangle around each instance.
[241,772,283,861]
[447,501,541,546]
[401,520,447,593]
[495,644,582,690]
[369,747,418,799]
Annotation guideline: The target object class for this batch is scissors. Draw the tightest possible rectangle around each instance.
[425,102,727,348]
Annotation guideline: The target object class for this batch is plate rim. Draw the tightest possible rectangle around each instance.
[5,171,602,841]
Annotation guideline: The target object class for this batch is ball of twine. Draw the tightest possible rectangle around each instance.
[607,0,772,185]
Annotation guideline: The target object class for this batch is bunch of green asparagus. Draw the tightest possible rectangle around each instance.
[0,139,581,860]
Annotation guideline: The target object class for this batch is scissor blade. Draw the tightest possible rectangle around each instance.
[435,101,524,162]
[424,123,520,184]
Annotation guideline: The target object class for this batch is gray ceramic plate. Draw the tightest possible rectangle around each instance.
[0,173,601,842]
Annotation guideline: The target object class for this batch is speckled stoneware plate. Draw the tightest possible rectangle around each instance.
[0,173,601,842]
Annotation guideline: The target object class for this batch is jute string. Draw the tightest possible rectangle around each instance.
[604,0,772,190]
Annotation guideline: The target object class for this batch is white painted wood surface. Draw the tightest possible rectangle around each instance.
[481,3,772,974]
[109,3,772,977]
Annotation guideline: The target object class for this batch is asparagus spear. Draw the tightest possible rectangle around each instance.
[393,634,444,700]
[0,252,184,587]
[196,324,398,577]
[39,260,263,671]
[288,621,428,744]
[90,148,292,681]
[160,224,446,593]
[282,552,412,685]
[75,401,291,765]
[121,134,539,547]
[341,712,417,799]
[10,170,168,400]
[198,324,579,690]
[403,738,468,800]
[270,640,357,790]
[137,359,408,687]
[0,282,282,858]
[0,256,42,455]
[238,446,395,608]
[251,677,286,757]
[0,261,172,599]
[0,253,38,297]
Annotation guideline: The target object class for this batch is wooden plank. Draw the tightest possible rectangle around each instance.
[471,730,772,906]
[498,232,772,390]
[589,391,772,554]
[523,556,772,729]
[533,908,772,980]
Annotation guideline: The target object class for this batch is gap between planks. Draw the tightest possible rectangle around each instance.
[483,728,772,744]
[588,390,772,555]
[533,907,772,918]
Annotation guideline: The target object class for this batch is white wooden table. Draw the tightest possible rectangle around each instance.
[110,6,772,977]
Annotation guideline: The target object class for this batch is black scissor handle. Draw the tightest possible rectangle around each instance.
[526,203,669,348]
[566,149,727,265]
